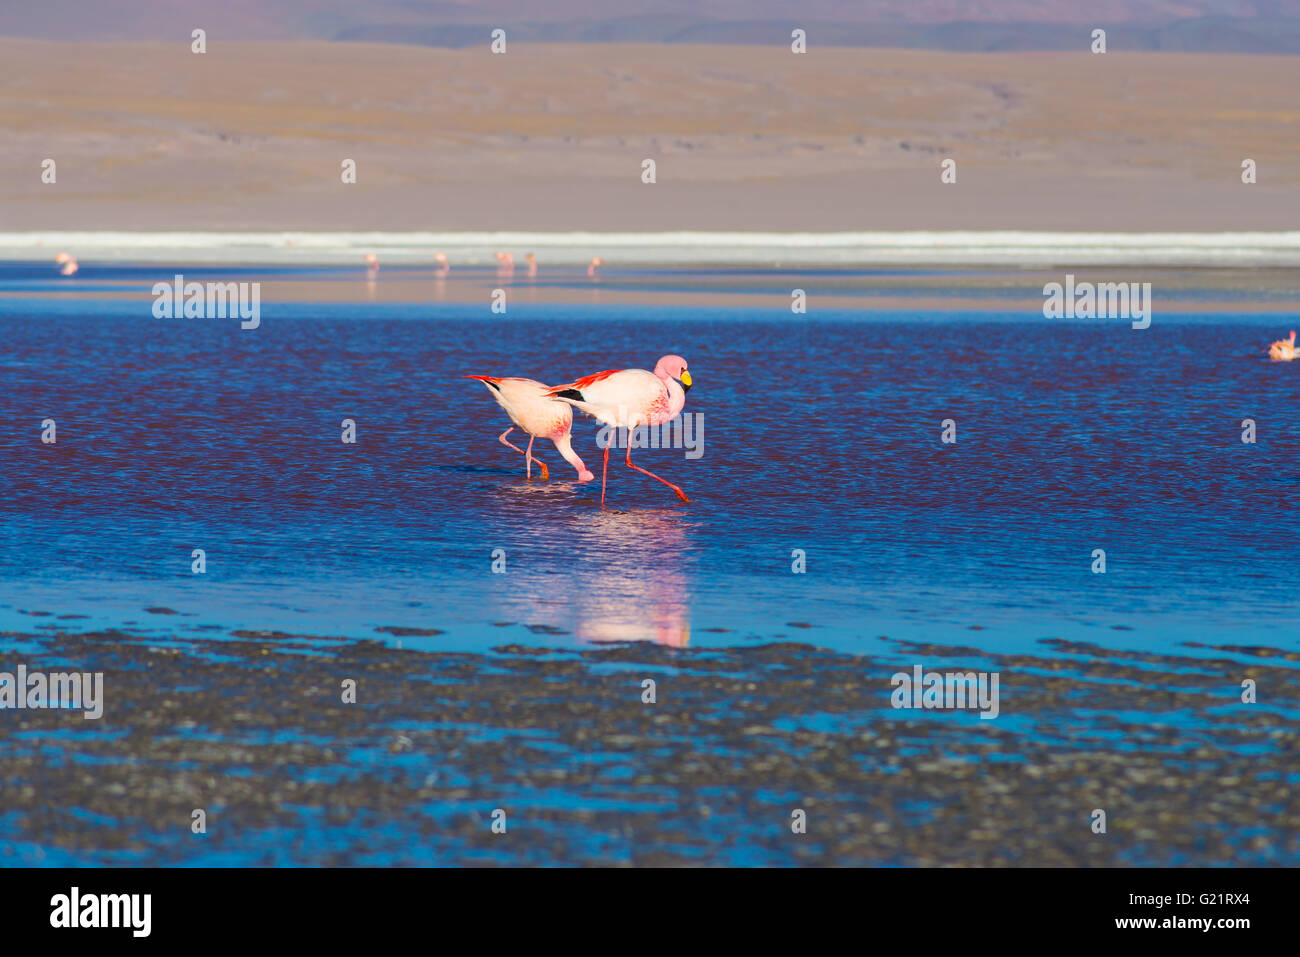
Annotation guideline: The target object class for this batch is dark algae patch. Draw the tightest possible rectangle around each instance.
[1,628,1297,866]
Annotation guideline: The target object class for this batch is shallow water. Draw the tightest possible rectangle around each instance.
[3,268,1298,657]
[2,264,1298,865]
[3,629,1297,866]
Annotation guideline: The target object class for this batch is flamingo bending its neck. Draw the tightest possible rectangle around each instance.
[494,251,515,277]
[1268,330,1297,361]
[548,355,692,505]
[56,253,79,276]
[464,376,594,482]
[587,256,603,278]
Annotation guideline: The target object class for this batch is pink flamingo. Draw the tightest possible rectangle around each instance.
[464,376,595,482]
[548,355,692,505]
[363,253,379,276]
[587,256,604,278]
[56,253,78,276]
[1267,330,1297,361]
[434,252,449,277]
[525,252,537,277]
[494,251,514,277]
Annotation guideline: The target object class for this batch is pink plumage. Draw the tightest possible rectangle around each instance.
[548,355,693,504]
[464,375,593,482]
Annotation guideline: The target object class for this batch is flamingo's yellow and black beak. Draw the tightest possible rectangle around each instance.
[680,369,693,392]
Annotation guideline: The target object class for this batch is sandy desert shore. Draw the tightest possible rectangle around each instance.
[2,39,1298,233]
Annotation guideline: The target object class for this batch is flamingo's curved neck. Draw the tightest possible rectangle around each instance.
[662,374,687,419]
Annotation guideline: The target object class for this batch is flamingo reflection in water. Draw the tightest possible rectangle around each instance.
[508,510,694,648]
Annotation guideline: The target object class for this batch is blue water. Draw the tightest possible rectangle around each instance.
[4,264,1300,866]
[2,273,1299,660]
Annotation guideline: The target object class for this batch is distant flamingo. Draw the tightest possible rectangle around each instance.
[363,253,379,276]
[434,252,449,277]
[548,355,692,505]
[494,251,515,277]
[1268,330,1297,361]
[525,252,537,277]
[56,253,78,276]
[587,256,604,278]
[464,376,594,482]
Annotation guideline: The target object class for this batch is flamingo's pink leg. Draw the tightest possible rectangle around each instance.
[601,445,609,505]
[498,428,548,478]
[524,435,549,480]
[625,444,689,503]
[498,427,525,455]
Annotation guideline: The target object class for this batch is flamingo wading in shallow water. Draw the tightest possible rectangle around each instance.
[464,376,595,482]
[548,355,692,505]
[1268,330,1297,361]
